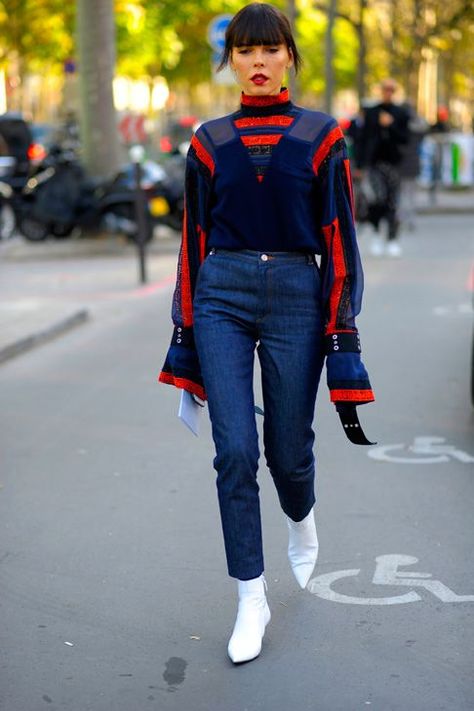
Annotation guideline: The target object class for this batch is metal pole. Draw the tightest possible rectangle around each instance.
[130,145,148,284]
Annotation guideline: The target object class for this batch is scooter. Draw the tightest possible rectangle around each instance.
[11,144,153,243]
[115,155,184,233]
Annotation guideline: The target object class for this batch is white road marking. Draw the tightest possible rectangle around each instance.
[432,303,471,316]
[308,554,474,605]
[368,436,474,464]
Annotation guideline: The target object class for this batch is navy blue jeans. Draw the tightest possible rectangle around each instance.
[193,250,325,580]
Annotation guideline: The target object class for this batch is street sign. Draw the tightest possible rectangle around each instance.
[207,14,233,52]
[119,114,146,145]
[208,15,234,86]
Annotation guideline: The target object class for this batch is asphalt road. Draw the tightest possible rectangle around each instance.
[1,215,473,711]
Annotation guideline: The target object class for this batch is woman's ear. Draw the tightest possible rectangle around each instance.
[286,48,294,69]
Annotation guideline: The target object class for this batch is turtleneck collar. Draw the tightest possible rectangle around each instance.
[241,87,290,107]
[239,87,292,117]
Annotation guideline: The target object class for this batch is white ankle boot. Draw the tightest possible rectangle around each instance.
[227,574,271,664]
[287,508,319,589]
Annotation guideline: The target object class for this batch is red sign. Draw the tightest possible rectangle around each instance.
[119,114,146,144]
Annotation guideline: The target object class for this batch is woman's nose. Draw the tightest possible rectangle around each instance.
[254,50,265,65]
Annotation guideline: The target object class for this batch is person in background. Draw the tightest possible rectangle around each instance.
[159,3,375,664]
[357,79,409,257]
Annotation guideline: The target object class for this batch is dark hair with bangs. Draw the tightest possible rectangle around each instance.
[217,3,302,74]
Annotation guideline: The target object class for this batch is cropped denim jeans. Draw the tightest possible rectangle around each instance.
[193,250,325,580]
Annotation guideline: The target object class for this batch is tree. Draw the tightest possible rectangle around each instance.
[324,0,336,113]
[77,0,120,176]
[0,0,74,110]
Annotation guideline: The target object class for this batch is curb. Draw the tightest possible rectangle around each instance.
[417,206,474,215]
[0,309,90,365]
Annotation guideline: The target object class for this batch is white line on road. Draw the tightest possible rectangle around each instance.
[308,554,474,605]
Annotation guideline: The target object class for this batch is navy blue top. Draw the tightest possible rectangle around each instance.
[159,89,374,411]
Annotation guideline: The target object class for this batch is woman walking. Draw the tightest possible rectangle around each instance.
[159,2,374,664]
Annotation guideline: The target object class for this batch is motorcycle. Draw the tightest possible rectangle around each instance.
[9,144,154,243]
[116,154,184,233]
[0,156,16,239]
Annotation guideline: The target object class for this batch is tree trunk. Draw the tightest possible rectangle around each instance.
[356,0,367,104]
[388,0,398,77]
[324,0,337,114]
[76,0,120,177]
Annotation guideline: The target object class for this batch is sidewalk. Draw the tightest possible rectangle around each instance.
[0,229,179,364]
[0,188,472,365]
[415,186,474,214]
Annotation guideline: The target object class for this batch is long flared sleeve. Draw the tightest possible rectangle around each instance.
[158,128,215,400]
[312,120,375,407]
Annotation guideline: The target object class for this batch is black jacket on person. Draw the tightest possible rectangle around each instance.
[358,102,409,168]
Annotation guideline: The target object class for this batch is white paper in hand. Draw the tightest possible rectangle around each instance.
[178,390,202,436]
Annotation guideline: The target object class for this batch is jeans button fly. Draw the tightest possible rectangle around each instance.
[261,254,268,261]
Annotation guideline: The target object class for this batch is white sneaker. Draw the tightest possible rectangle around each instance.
[227,575,271,663]
[369,236,385,257]
[386,241,402,258]
[287,508,319,589]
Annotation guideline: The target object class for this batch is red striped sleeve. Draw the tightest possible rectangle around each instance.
[322,217,347,332]
[343,158,355,217]
[180,208,193,328]
[158,372,206,401]
[191,134,215,176]
[329,389,375,403]
[197,225,206,264]
[312,125,344,174]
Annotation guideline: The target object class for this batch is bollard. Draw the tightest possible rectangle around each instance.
[129,144,149,284]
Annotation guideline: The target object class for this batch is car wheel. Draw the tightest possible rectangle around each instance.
[18,214,49,241]
[0,203,16,239]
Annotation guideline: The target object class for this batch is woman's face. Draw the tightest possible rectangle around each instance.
[230,43,293,96]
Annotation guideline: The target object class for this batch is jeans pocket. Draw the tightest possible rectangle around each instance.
[195,253,215,292]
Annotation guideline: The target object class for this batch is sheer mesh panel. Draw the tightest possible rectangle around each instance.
[288,110,330,143]
[171,144,213,327]
[202,117,235,147]
[333,156,363,328]
[171,242,184,325]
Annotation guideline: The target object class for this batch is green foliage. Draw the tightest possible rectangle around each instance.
[0,0,472,112]
[115,0,183,78]
[297,6,357,96]
[0,0,74,72]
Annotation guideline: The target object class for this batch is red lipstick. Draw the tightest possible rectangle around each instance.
[251,73,269,85]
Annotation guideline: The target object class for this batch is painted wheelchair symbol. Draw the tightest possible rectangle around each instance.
[368,436,474,465]
[307,554,474,605]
